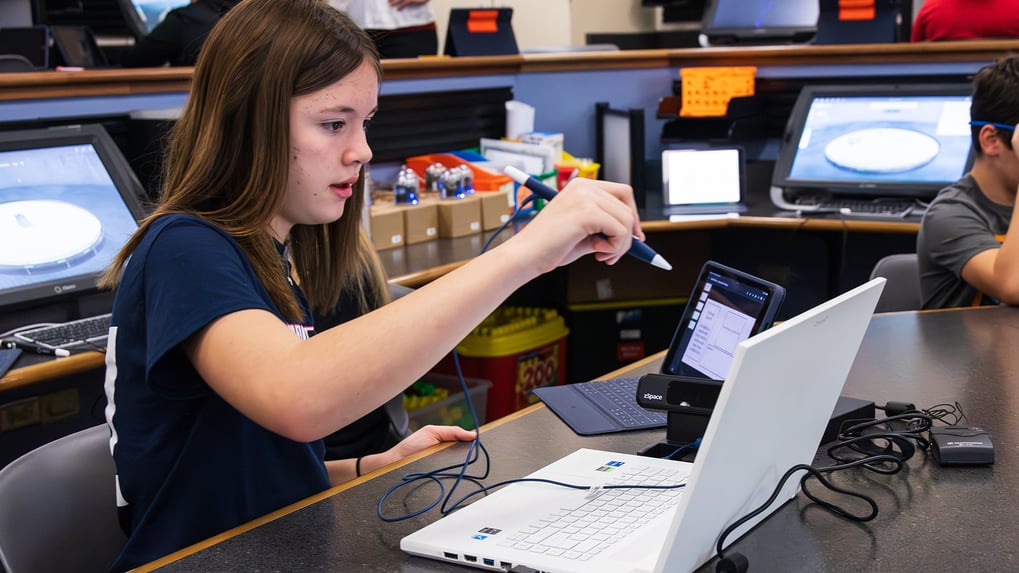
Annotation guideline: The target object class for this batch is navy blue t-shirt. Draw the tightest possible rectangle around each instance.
[104,214,330,572]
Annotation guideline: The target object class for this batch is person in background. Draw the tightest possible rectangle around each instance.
[100,0,644,570]
[119,0,239,67]
[332,0,439,58]
[910,0,1019,42]
[917,56,1019,308]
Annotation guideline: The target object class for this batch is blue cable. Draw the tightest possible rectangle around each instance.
[665,438,702,460]
[480,193,537,255]
[378,195,687,522]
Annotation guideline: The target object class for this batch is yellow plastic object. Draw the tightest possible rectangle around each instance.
[457,307,569,357]
[554,151,599,185]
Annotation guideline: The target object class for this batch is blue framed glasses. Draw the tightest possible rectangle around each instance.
[970,120,1016,131]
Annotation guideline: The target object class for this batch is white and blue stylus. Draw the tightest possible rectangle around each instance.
[503,165,672,271]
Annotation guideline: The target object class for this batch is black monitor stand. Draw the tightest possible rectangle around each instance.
[634,373,721,460]
[638,410,711,460]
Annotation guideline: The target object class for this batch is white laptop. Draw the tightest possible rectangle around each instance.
[662,146,748,217]
[401,278,885,573]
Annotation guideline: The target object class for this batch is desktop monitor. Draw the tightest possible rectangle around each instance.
[772,83,974,201]
[700,0,818,45]
[116,0,189,39]
[0,125,148,313]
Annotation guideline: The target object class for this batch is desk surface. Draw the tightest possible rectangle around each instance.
[139,306,1019,572]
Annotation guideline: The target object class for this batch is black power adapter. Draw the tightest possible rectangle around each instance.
[930,426,995,466]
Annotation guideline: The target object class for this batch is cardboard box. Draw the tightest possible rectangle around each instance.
[520,130,564,158]
[368,205,404,250]
[478,190,511,231]
[401,202,438,245]
[436,195,482,238]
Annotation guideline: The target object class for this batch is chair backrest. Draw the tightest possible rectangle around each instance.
[0,54,35,73]
[869,253,922,312]
[0,423,126,573]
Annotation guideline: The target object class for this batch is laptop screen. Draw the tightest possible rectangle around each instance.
[0,125,147,312]
[660,261,785,380]
[701,0,818,43]
[662,147,743,208]
[772,83,974,200]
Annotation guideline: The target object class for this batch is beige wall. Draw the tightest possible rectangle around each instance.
[430,0,656,53]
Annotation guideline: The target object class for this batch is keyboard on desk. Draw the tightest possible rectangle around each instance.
[14,313,111,351]
[575,377,667,429]
[534,377,668,435]
[794,198,925,219]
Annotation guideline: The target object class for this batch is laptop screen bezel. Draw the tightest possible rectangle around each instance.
[659,261,785,380]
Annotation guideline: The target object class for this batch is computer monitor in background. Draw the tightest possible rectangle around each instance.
[115,0,189,39]
[700,0,818,46]
[771,83,974,206]
[0,125,148,323]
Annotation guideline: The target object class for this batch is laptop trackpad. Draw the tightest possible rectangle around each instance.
[535,386,619,435]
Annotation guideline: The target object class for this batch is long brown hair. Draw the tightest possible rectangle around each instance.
[101,0,389,320]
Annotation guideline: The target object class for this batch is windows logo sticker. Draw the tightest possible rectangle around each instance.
[597,460,625,472]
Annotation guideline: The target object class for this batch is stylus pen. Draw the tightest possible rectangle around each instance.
[1,340,70,358]
[504,165,672,271]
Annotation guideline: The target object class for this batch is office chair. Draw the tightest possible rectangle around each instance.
[0,423,125,573]
[869,253,922,312]
[0,54,35,73]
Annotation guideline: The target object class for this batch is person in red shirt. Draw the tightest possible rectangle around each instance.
[911,0,1019,42]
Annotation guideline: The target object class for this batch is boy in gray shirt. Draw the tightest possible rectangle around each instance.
[917,56,1019,308]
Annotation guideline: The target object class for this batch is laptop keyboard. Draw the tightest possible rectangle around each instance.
[14,313,111,351]
[576,377,667,429]
[496,464,686,561]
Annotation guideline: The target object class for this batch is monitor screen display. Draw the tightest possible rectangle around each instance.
[119,0,190,37]
[0,126,147,311]
[702,0,818,40]
[772,84,974,199]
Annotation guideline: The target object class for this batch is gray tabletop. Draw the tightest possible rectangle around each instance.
[152,307,1019,572]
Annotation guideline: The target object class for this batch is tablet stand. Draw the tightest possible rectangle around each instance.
[635,373,721,460]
